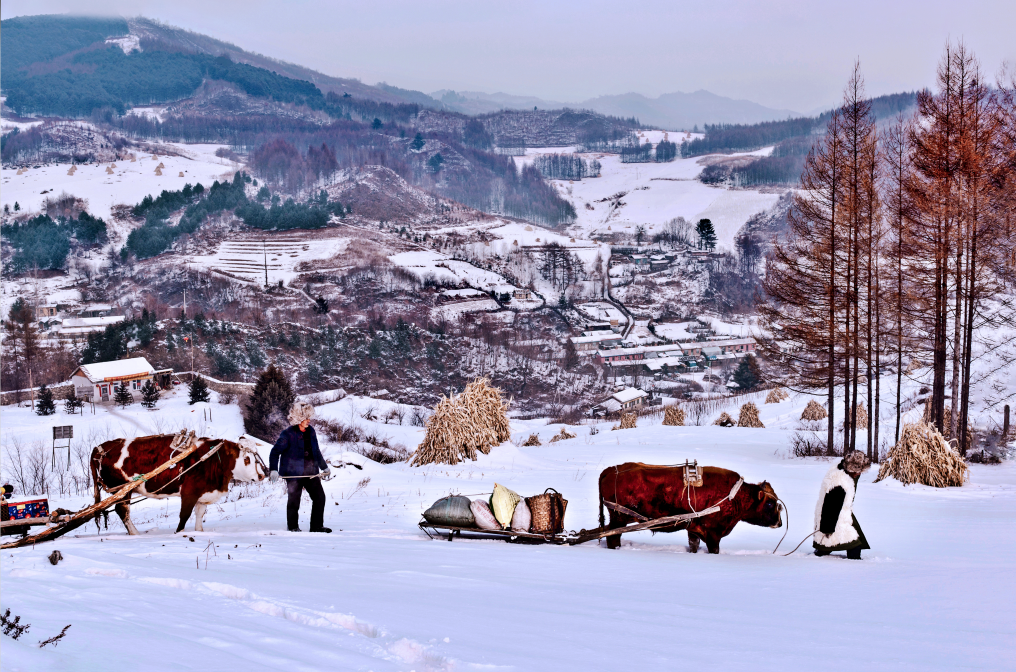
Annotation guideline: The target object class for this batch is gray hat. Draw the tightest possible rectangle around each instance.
[843,450,871,474]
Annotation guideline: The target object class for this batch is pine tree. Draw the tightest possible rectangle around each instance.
[188,376,210,405]
[696,219,716,250]
[410,133,425,151]
[64,388,85,415]
[243,364,295,441]
[732,356,763,391]
[313,296,329,314]
[114,381,133,409]
[141,380,161,409]
[36,383,56,416]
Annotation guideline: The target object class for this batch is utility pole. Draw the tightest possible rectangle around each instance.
[263,239,269,288]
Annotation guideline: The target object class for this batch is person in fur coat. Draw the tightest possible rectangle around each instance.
[813,450,871,559]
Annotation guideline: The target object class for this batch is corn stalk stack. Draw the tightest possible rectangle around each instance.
[737,402,765,428]
[410,378,511,466]
[874,421,969,487]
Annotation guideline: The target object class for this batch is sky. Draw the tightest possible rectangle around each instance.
[3,0,1014,113]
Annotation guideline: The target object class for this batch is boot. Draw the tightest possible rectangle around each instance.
[310,526,332,533]
[847,547,862,560]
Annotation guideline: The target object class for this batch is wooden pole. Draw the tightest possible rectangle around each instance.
[1,434,202,549]
[1004,405,1010,441]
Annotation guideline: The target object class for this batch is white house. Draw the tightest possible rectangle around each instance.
[70,357,169,402]
[590,387,649,416]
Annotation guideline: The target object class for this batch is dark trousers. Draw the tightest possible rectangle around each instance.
[287,477,325,530]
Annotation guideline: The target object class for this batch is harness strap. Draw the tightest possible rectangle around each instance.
[603,500,650,521]
[728,478,744,501]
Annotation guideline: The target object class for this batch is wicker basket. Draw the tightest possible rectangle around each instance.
[526,488,568,534]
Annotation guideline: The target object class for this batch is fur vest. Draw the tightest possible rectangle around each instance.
[813,463,858,548]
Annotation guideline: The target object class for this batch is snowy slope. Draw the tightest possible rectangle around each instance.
[1,386,1013,671]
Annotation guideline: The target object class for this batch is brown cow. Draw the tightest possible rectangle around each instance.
[598,462,782,553]
[90,434,265,534]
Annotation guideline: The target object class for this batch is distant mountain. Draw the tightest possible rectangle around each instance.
[432,88,799,130]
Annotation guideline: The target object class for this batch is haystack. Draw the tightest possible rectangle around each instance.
[522,433,542,446]
[854,403,868,429]
[765,388,789,404]
[905,359,924,374]
[154,167,163,176]
[662,405,685,426]
[874,421,969,487]
[548,427,577,443]
[106,166,114,174]
[714,412,735,427]
[410,377,511,466]
[611,412,637,430]
[801,400,828,421]
[179,171,185,177]
[737,402,765,428]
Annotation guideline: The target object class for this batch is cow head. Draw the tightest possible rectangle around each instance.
[743,481,782,528]
[230,438,267,482]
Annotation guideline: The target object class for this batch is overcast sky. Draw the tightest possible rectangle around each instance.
[3,0,1014,113]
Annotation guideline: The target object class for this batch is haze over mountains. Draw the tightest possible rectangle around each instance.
[433,89,801,130]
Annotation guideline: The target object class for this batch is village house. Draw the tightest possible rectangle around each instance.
[570,332,623,352]
[589,387,649,417]
[78,303,116,318]
[57,315,126,340]
[70,357,172,402]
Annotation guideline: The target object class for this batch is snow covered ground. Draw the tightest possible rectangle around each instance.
[389,250,518,293]
[1,142,240,222]
[2,387,1013,671]
[186,234,350,286]
[513,136,784,252]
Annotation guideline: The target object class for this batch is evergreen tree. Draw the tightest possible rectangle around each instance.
[188,375,210,404]
[410,133,425,151]
[36,383,56,416]
[141,379,161,409]
[114,381,133,408]
[696,219,717,250]
[371,117,383,129]
[64,388,85,415]
[427,153,445,173]
[243,364,295,441]
[313,296,329,314]
[732,355,764,391]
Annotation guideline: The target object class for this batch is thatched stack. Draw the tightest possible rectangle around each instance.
[410,377,511,466]
[854,403,868,429]
[737,402,765,428]
[905,359,924,374]
[714,412,735,427]
[765,388,789,404]
[874,421,969,487]
[801,400,828,421]
[522,434,542,446]
[612,412,638,430]
[548,427,577,443]
[662,405,685,426]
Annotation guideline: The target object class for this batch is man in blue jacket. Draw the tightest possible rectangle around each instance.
[269,401,331,533]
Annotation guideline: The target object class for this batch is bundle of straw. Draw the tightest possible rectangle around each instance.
[737,402,765,428]
[662,405,685,426]
[617,412,637,429]
[801,400,828,421]
[410,377,511,466]
[874,421,969,487]
[854,403,868,430]
[765,388,789,404]
[548,427,577,443]
[714,412,735,427]
[522,433,542,446]
[905,359,925,374]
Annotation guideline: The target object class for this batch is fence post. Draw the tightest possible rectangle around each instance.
[1004,405,1010,441]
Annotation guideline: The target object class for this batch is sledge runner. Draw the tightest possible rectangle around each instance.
[813,450,871,559]
[269,401,332,533]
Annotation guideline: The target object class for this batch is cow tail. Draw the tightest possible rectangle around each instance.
[598,487,605,528]
[90,451,102,530]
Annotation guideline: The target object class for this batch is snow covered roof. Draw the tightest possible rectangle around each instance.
[61,316,125,328]
[571,334,622,344]
[72,357,155,383]
[612,388,648,404]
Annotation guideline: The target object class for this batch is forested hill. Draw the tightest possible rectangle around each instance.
[0,15,440,117]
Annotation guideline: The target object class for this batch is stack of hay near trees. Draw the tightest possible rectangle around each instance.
[612,412,638,430]
[801,400,828,421]
[875,421,969,487]
[662,405,685,426]
[765,388,789,404]
[714,412,735,427]
[548,427,576,443]
[522,433,542,446]
[410,378,511,466]
[737,402,765,428]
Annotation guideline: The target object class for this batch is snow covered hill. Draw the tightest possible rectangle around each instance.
[2,389,1013,671]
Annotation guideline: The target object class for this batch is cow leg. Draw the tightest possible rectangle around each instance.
[115,501,140,536]
[177,494,198,534]
[606,533,621,549]
[704,535,721,554]
[193,503,207,532]
[688,531,701,554]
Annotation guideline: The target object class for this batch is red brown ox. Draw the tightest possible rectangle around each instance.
[598,463,782,553]
[90,434,265,534]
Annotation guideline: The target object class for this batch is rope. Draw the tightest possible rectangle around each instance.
[769,498,790,554]
[779,530,819,557]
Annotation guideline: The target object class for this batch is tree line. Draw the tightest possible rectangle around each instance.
[760,47,1016,460]
[532,154,601,180]
[1,212,107,274]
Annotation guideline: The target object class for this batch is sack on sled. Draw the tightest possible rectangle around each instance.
[422,495,475,527]
[510,498,532,533]
[470,499,501,530]
[527,488,567,534]
[489,483,521,529]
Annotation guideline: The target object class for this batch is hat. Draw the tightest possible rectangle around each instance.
[843,450,871,474]
[287,401,315,426]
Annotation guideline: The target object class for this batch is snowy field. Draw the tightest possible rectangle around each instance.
[2,388,1014,671]
[389,250,518,292]
[513,138,784,252]
[186,234,350,286]
[0,141,240,222]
